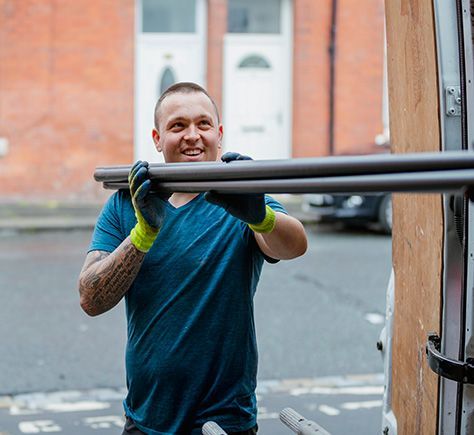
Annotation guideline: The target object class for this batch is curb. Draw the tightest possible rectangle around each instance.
[0,196,317,232]
[0,218,98,232]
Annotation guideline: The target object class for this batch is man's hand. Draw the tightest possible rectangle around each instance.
[204,152,276,233]
[129,160,167,252]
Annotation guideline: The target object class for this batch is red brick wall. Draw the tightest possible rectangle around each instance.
[334,0,385,155]
[292,0,385,157]
[292,0,332,158]
[207,0,227,116]
[0,0,385,201]
[0,0,134,201]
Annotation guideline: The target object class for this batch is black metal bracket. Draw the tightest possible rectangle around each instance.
[426,333,474,384]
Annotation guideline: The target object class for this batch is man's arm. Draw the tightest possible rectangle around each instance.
[78,239,145,316]
[79,161,166,316]
[204,153,308,261]
[253,212,307,260]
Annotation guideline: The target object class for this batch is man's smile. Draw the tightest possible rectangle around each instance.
[181,148,205,159]
[182,148,203,156]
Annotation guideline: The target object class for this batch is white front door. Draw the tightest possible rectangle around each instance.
[223,0,292,160]
[135,0,207,163]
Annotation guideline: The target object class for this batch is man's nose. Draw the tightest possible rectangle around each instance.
[184,125,200,142]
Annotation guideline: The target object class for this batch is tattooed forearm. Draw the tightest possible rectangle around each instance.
[78,238,146,316]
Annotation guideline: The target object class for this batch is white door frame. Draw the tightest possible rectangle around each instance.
[134,0,208,161]
[222,0,293,159]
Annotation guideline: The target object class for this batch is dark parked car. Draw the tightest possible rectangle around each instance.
[302,193,392,234]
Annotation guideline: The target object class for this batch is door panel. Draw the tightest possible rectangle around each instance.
[223,0,292,161]
[224,37,289,160]
[135,0,206,163]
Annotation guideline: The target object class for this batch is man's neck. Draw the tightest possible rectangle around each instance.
[169,192,199,208]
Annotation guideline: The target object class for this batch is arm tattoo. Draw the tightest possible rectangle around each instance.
[78,238,146,316]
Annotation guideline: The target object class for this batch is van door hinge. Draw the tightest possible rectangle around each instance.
[426,333,474,383]
[446,86,462,116]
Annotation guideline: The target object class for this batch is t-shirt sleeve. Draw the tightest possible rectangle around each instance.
[265,194,288,215]
[88,192,127,253]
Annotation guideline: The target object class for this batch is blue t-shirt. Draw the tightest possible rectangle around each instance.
[89,191,286,434]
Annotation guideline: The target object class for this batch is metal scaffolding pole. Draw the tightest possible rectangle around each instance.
[94,151,474,184]
[102,169,474,195]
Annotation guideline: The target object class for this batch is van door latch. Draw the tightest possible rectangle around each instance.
[426,333,474,384]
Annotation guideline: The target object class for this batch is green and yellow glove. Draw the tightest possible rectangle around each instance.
[204,152,277,234]
[248,205,276,233]
[129,161,167,253]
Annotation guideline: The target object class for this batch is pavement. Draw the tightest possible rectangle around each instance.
[0,374,384,435]
[0,201,101,232]
[0,195,317,232]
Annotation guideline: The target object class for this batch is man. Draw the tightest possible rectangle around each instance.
[79,82,307,435]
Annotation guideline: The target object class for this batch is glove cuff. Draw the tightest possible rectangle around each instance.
[248,205,276,234]
[130,222,160,253]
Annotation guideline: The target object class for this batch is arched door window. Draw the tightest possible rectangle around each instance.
[238,55,271,69]
[159,67,176,96]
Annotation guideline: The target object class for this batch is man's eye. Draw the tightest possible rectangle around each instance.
[172,123,183,128]
[200,120,211,126]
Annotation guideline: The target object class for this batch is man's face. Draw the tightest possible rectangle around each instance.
[152,91,223,163]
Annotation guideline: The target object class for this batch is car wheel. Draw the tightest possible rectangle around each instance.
[378,195,392,234]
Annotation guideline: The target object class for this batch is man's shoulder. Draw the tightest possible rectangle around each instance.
[105,189,132,207]
[99,190,133,221]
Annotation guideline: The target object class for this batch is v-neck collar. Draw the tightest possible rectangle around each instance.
[165,193,203,212]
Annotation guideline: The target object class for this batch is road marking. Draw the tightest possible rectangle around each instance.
[257,373,383,394]
[341,400,383,410]
[43,401,110,413]
[83,416,124,429]
[258,406,279,420]
[18,420,61,433]
[318,405,340,416]
[3,388,126,416]
[2,373,384,426]
[290,385,383,396]
[10,406,41,416]
[0,396,13,409]
[258,411,280,420]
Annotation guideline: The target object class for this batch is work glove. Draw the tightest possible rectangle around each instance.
[204,152,276,233]
[129,160,167,252]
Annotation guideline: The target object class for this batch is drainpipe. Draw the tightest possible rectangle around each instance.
[328,0,338,155]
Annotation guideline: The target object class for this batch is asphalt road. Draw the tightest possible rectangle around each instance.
[0,224,391,434]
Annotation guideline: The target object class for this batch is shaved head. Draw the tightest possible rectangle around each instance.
[154,82,220,131]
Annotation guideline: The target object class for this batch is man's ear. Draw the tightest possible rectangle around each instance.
[218,124,223,149]
[152,128,162,152]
